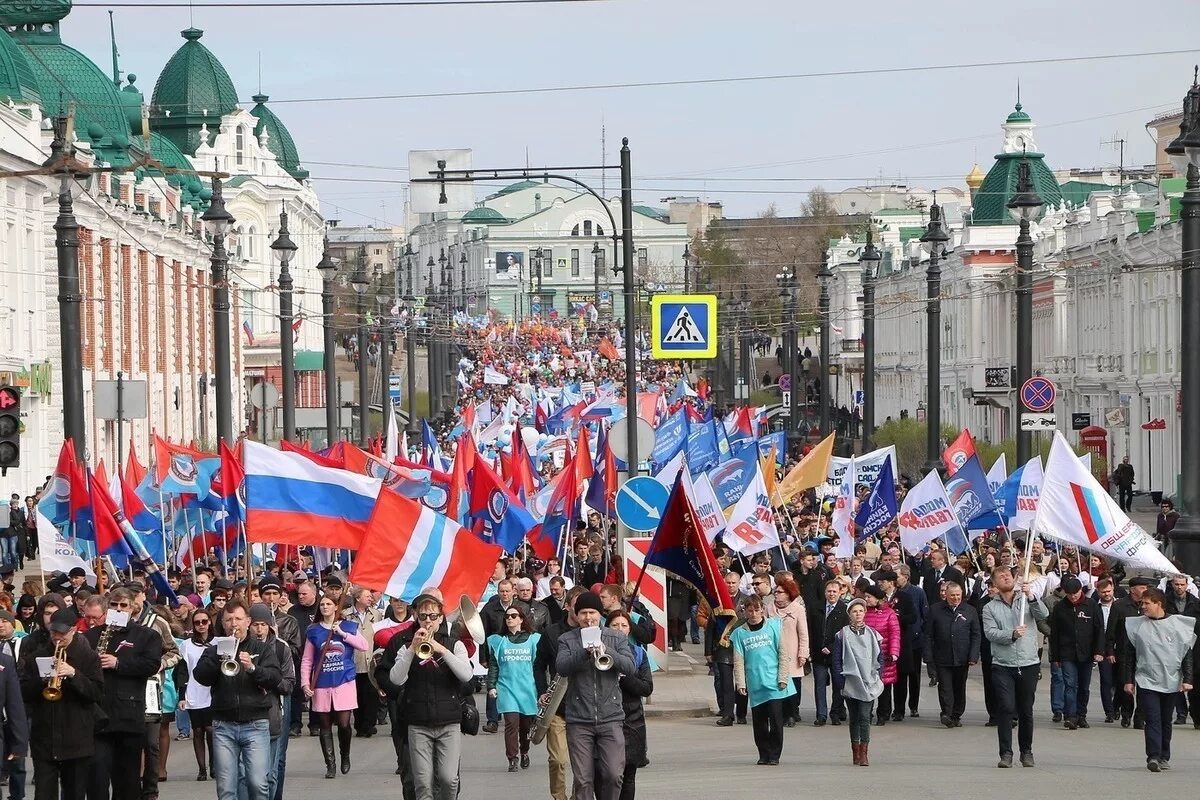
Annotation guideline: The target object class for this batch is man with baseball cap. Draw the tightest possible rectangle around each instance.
[1049,575,1105,730]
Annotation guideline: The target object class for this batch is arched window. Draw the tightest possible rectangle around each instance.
[571,224,580,236]
[247,225,257,260]
[583,220,592,237]
[234,226,245,259]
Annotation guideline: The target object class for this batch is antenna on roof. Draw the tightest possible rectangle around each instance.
[109,11,121,88]
[257,51,262,95]
[1102,133,1127,193]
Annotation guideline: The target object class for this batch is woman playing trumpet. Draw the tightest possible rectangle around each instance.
[301,595,368,779]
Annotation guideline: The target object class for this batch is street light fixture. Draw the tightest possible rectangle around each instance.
[859,229,881,452]
[1007,155,1045,464]
[403,246,419,438]
[350,246,370,446]
[269,210,298,443]
[592,240,602,324]
[200,174,236,446]
[376,284,394,448]
[682,243,691,293]
[459,250,468,313]
[315,238,339,446]
[919,196,951,474]
[776,268,799,451]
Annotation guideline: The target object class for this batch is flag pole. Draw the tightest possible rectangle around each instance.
[181,502,198,588]
[1017,529,1038,619]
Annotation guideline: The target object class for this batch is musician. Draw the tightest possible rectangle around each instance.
[192,599,283,800]
[388,594,474,800]
[374,600,417,799]
[247,604,296,800]
[555,591,635,800]
[18,607,102,800]
[300,594,367,778]
[534,586,585,800]
[80,590,163,800]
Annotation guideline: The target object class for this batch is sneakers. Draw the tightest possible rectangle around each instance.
[1051,712,1063,723]
[715,717,734,727]
[813,718,827,727]
[1159,759,1171,771]
[1147,759,1161,773]
[1077,717,1090,729]
[939,714,954,728]
[483,721,499,734]
[508,758,519,773]
[1174,713,1187,725]
[520,754,530,769]
[1104,713,1115,724]
[997,754,1013,769]
[1120,714,1131,728]
[1020,752,1035,768]
[1063,717,1078,730]
[175,732,191,741]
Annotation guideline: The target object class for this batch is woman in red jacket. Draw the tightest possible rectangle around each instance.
[862,585,900,726]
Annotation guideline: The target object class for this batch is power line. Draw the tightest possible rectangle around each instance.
[76,0,609,7]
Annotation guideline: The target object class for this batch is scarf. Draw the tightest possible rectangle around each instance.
[839,624,884,702]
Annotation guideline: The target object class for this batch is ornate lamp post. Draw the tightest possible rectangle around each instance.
[200,175,236,445]
[350,246,371,446]
[404,246,419,438]
[315,238,339,446]
[818,250,832,440]
[858,230,881,452]
[269,209,298,442]
[1007,156,1045,465]
[919,197,951,473]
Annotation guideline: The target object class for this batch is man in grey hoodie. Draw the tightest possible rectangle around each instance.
[981,566,1048,769]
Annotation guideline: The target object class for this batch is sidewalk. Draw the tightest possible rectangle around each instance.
[645,644,717,719]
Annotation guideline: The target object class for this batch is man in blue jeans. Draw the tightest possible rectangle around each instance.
[193,600,282,800]
[1049,576,1105,730]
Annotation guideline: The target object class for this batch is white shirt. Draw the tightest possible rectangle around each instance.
[536,575,574,599]
[180,638,213,710]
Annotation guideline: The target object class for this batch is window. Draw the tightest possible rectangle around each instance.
[595,248,606,274]
[583,220,592,237]
[638,248,648,268]
[234,226,245,260]
[571,224,579,236]
[235,126,245,166]
[247,225,257,260]
[375,248,382,256]
[596,225,604,236]
[571,249,580,277]
[542,249,553,278]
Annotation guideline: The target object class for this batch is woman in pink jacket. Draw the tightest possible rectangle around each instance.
[862,585,900,726]
[773,577,810,727]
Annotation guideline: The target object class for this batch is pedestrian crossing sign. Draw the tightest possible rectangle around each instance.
[650,294,717,359]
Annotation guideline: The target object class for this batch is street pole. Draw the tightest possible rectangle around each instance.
[786,272,799,451]
[317,238,339,447]
[592,241,602,327]
[1165,73,1200,567]
[116,371,124,470]
[818,251,832,440]
[683,244,691,294]
[920,199,951,473]
[200,175,236,447]
[620,139,638,483]
[405,252,419,437]
[859,230,880,453]
[351,246,370,447]
[271,210,298,443]
[378,291,393,448]
[1007,156,1044,465]
[50,117,86,461]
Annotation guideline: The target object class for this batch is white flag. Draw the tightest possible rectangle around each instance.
[37,509,95,578]
[483,366,510,385]
[1079,452,1092,472]
[384,402,399,464]
[683,468,727,544]
[898,470,967,556]
[1011,456,1043,531]
[1035,431,1178,575]
[986,453,1007,498]
[828,445,898,487]
[724,463,780,555]
[831,456,856,558]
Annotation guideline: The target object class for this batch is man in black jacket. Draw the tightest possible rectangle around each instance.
[541,577,569,627]
[1108,576,1152,727]
[374,618,416,800]
[248,604,296,800]
[194,599,283,800]
[19,608,101,800]
[1049,576,1105,730]
[923,582,981,727]
[1164,576,1200,725]
[534,586,583,800]
[811,579,850,725]
[286,580,319,736]
[81,590,163,800]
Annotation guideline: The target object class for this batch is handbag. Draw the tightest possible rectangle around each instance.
[460,699,480,736]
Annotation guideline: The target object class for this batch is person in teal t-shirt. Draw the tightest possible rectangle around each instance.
[731,594,794,766]
[486,604,542,772]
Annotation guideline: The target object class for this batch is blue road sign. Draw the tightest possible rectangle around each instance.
[1021,377,1056,412]
[615,476,671,532]
[651,294,717,359]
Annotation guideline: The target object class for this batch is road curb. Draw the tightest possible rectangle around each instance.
[644,704,714,719]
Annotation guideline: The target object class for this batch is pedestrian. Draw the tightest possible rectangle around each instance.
[300,594,368,778]
[832,598,884,767]
[894,564,928,719]
[862,585,900,725]
[1112,456,1135,512]
[605,611,652,800]
[923,581,981,727]
[981,566,1047,768]
[771,577,809,726]
[1121,587,1195,772]
[247,604,296,800]
[175,608,214,781]
[731,595,794,766]
[341,587,382,738]
[1049,575,1105,729]
[1156,500,1180,546]
[486,604,541,772]
[704,572,742,726]
[812,579,849,726]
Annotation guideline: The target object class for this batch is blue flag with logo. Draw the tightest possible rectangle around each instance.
[994,464,1025,527]
[652,408,689,467]
[854,458,897,541]
[756,431,788,465]
[944,453,1003,532]
[686,418,720,474]
[706,445,758,510]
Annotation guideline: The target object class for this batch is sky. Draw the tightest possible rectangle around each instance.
[66,0,1200,225]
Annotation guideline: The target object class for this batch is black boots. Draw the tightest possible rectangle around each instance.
[319,730,336,779]
[338,727,352,774]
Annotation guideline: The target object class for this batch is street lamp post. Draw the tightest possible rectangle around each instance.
[200,174,236,446]
[316,238,339,446]
[270,209,298,442]
[920,198,951,473]
[1007,155,1045,465]
[817,251,832,440]
[440,250,454,415]
[425,255,438,419]
[682,243,691,294]
[1164,71,1200,568]
[459,251,468,313]
[404,248,419,437]
[777,268,799,450]
[738,285,751,400]
[592,240,602,326]
[859,230,881,452]
[377,286,394,447]
[350,246,371,446]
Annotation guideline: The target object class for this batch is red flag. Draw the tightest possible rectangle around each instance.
[643,472,734,613]
[510,429,537,500]
[535,403,549,433]
[95,459,110,492]
[597,337,621,362]
[445,434,473,527]
[153,434,209,485]
[942,429,977,476]
[87,470,133,558]
[125,440,147,486]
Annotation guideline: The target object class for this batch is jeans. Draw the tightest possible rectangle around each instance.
[713,662,735,720]
[811,663,830,720]
[845,698,873,744]
[992,665,1039,757]
[0,536,16,567]
[1138,688,1177,762]
[1049,662,1064,714]
[213,719,270,800]
[270,700,291,800]
[1060,660,1094,718]
[1097,660,1116,717]
[565,720,624,800]
[408,723,461,800]
[176,708,192,737]
[8,755,26,800]
[688,605,700,641]
[485,693,499,725]
[750,699,783,761]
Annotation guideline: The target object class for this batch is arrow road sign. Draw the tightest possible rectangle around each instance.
[616,476,671,532]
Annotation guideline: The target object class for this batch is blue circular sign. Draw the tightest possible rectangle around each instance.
[1021,377,1056,412]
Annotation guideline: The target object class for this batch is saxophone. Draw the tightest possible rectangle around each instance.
[531,675,569,745]
[96,624,115,661]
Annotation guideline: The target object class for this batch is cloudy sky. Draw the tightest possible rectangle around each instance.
[67,0,1200,224]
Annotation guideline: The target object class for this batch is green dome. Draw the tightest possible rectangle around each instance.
[1006,102,1031,123]
[249,93,308,180]
[971,152,1063,225]
[0,26,39,104]
[489,179,540,198]
[145,130,193,188]
[150,28,240,154]
[462,205,507,224]
[118,73,144,133]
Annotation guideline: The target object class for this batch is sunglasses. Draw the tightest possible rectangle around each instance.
[505,612,521,619]
[417,612,442,621]
[112,602,132,609]
[193,619,210,625]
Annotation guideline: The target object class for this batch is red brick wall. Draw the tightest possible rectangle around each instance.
[120,245,132,374]
[138,251,150,373]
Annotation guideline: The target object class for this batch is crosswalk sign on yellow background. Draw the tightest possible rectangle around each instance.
[650,294,718,359]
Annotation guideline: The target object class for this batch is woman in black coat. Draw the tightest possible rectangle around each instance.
[606,611,652,800]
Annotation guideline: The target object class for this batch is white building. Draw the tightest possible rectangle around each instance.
[826,102,1187,496]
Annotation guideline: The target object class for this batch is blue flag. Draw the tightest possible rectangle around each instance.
[651,408,689,467]
[994,464,1025,527]
[854,458,897,541]
[756,431,788,465]
[945,454,1003,532]
[686,419,719,474]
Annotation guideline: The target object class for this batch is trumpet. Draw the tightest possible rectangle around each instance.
[220,655,241,676]
[42,641,66,702]
[415,641,435,660]
[589,645,613,671]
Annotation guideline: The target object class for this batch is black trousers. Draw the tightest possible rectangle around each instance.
[713,662,735,720]
[750,699,783,762]
[992,665,1039,757]
[141,718,162,799]
[1139,688,1176,762]
[354,674,380,734]
[35,758,89,800]
[981,653,998,721]
[1118,485,1133,512]
[89,732,144,800]
[734,684,748,722]
[936,665,969,720]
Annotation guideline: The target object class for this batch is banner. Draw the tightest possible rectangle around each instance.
[897,470,967,556]
[723,463,780,555]
[1034,431,1178,574]
[706,450,757,512]
[831,457,855,558]
[1012,456,1043,531]
[945,454,1003,531]
[685,418,719,474]
[985,454,1007,498]
[828,446,897,488]
[651,408,688,466]
[683,468,728,544]
[854,456,897,542]
[37,509,95,578]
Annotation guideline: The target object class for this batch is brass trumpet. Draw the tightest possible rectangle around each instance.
[590,646,613,671]
[415,641,435,660]
[220,655,241,677]
[42,641,66,702]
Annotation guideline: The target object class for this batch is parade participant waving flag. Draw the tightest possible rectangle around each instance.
[584,425,618,520]
[644,472,733,614]
[1035,431,1178,575]
[469,457,536,554]
[898,471,969,557]
[942,429,977,476]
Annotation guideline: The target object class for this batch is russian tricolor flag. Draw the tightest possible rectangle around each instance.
[244,441,381,550]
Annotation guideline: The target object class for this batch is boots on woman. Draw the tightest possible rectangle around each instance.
[338,727,352,774]
[319,731,336,779]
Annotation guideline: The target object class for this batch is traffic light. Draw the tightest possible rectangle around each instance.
[0,385,19,473]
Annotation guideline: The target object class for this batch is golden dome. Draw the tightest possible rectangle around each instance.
[965,163,986,191]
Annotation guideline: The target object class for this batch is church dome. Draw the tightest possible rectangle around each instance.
[965,163,985,191]
[462,205,508,224]
[0,26,39,104]
[249,93,308,180]
[150,27,239,154]
[1006,102,1031,124]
